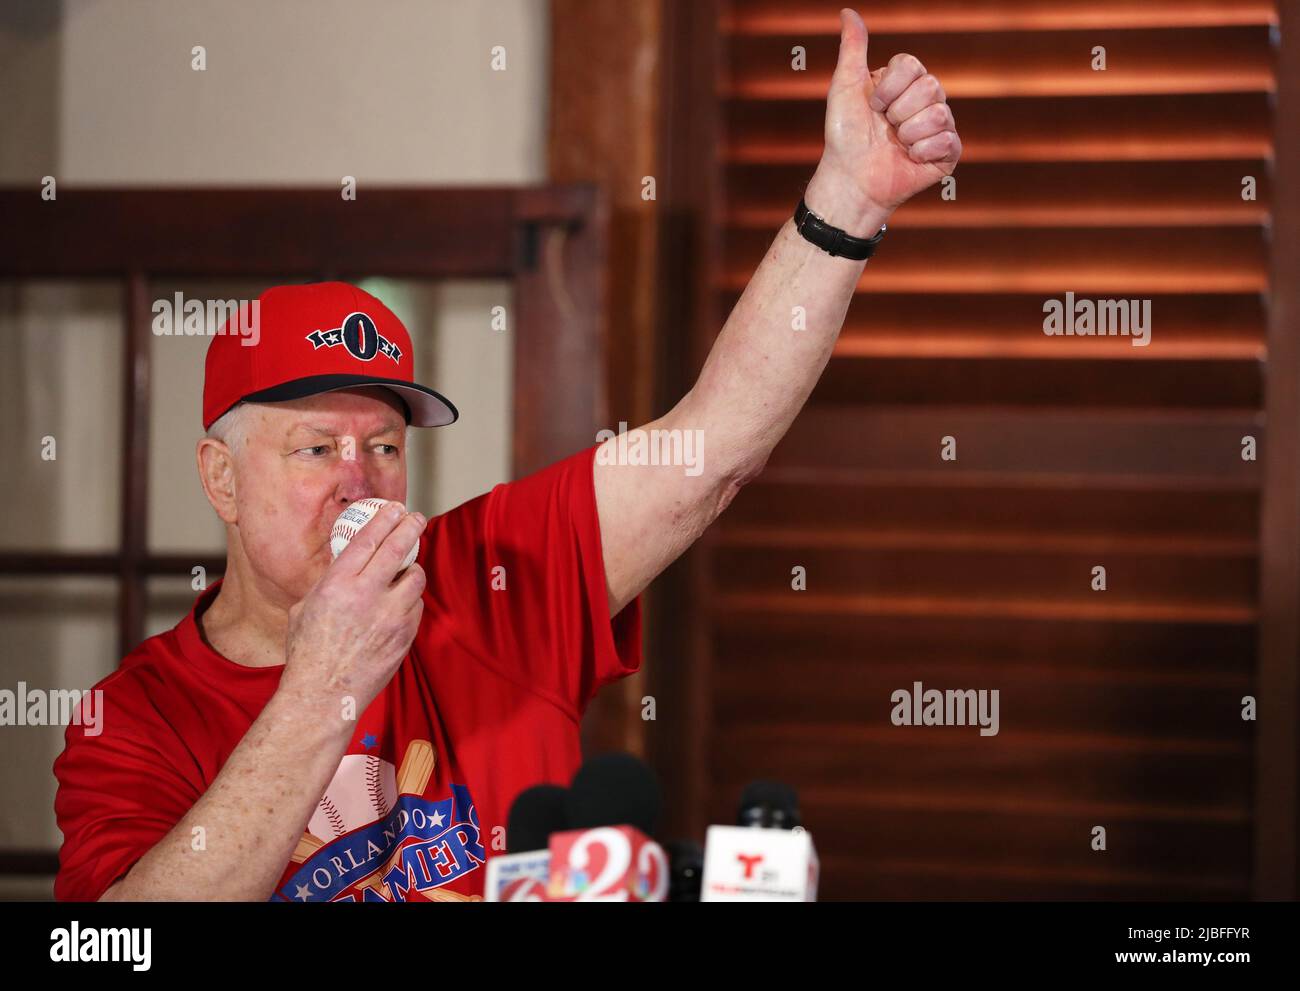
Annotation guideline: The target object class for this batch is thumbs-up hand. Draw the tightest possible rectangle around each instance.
[805,8,961,231]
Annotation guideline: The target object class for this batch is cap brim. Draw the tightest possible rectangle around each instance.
[240,374,458,427]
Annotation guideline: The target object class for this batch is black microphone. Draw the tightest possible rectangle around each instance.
[506,784,569,854]
[698,780,818,900]
[485,785,569,901]
[664,839,704,902]
[737,780,801,830]
[564,752,661,835]
[551,753,668,901]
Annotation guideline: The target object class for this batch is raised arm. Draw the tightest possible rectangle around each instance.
[595,8,961,616]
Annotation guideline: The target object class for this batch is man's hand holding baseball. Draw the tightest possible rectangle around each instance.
[280,502,427,719]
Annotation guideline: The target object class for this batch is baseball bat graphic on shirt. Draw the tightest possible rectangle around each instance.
[286,740,477,901]
[396,739,436,795]
[291,831,326,864]
[290,740,436,865]
[351,740,437,899]
[366,748,478,901]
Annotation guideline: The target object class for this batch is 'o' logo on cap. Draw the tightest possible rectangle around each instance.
[342,312,379,360]
[305,311,403,364]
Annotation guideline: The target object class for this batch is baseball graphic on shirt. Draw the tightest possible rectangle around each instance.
[292,741,437,864]
[309,754,399,839]
[330,498,418,571]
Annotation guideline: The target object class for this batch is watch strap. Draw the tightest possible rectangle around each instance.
[793,197,886,260]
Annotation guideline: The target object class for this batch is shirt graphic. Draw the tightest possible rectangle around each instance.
[276,740,484,902]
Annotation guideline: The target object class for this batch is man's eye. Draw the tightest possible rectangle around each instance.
[301,445,331,456]
[377,444,400,455]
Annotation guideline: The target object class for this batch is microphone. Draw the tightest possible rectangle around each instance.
[664,839,704,902]
[701,780,819,901]
[564,752,661,835]
[737,779,801,830]
[545,753,669,901]
[485,784,569,901]
[508,784,569,853]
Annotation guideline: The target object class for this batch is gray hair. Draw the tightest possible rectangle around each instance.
[206,402,251,448]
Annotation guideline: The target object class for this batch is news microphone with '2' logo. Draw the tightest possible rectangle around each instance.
[543,753,668,902]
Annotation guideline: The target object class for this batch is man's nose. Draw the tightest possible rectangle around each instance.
[333,450,379,505]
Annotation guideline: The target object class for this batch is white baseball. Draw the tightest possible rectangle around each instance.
[309,754,399,839]
[330,497,419,571]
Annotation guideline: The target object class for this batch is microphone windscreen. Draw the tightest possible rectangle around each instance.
[506,784,569,853]
[737,779,801,829]
[565,752,661,836]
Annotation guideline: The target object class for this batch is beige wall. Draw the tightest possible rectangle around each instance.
[0,0,549,895]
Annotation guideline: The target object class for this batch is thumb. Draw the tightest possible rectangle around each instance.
[830,8,870,91]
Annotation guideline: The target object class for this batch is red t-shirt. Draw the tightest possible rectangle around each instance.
[52,445,642,902]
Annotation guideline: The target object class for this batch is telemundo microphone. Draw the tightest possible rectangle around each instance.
[484,784,569,901]
[543,752,670,902]
[700,780,819,901]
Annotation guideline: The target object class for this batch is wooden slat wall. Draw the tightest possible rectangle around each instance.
[699,0,1278,899]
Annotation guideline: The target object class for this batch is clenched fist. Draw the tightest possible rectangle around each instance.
[805,8,962,230]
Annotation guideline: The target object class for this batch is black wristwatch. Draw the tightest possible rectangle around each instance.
[793,196,886,260]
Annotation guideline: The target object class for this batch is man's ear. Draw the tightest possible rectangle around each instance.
[196,437,238,525]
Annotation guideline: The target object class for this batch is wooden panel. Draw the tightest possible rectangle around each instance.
[118,273,151,656]
[710,611,1257,672]
[679,0,1281,900]
[813,856,1248,901]
[728,161,1273,229]
[723,481,1260,540]
[715,726,1252,811]
[722,28,1277,99]
[511,185,610,480]
[1254,0,1300,899]
[801,806,1250,880]
[813,357,1261,408]
[0,189,521,277]
[712,655,1253,741]
[547,0,663,758]
[724,93,1274,163]
[819,292,1266,361]
[648,0,727,844]
[722,226,1268,293]
[767,406,1262,484]
[714,545,1256,610]
[721,0,1278,33]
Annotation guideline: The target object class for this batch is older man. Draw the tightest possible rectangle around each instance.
[53,10,959,901]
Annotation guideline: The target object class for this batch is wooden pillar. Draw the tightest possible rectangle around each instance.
[118,271,151,658]
[1254,0,1300,901]
[548,0,669,762]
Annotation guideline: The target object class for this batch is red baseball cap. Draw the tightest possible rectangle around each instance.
[202,281,458,430]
